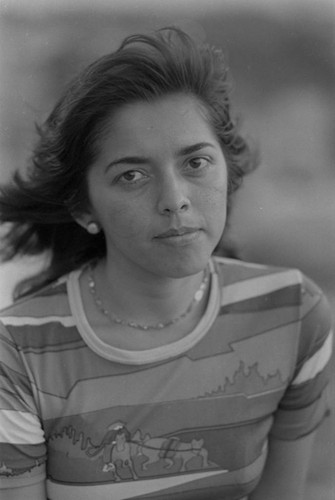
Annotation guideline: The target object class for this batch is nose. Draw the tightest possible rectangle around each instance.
[157,170,190,215]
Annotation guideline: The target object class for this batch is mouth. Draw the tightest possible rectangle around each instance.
[155,227,201,239]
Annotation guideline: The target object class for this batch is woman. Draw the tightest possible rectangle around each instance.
[0,28,332,500]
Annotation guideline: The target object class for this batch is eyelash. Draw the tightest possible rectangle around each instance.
[114,156,212,186]
[116,170,146,184]
[187,157,210,171]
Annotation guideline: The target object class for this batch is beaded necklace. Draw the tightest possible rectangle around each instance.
[88,264,209,331]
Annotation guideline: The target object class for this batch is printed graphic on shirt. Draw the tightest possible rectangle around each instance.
[47,419,231,484]
[88,422,221,479]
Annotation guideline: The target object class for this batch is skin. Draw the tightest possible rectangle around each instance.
[86,93,227,276]
[78,93,228,327]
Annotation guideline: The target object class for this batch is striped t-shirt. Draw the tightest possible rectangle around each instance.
[0,257,332,499]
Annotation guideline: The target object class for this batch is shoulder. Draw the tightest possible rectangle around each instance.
[0,273,78,348]
[212,255,332,339]
[212,255,304,299]
[0,274,71,319]
[213,252,331,300]
[213,254,302,281]
[212,255,333,365]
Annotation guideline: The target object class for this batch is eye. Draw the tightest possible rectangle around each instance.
[187,157,210,171]
[116,170,146,184]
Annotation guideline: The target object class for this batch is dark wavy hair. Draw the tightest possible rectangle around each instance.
[0,27,257,297]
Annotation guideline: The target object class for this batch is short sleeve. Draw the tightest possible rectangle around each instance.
[0,321,47,489]
[270,274,333,440]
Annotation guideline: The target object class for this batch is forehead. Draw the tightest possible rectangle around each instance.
[96,93,217,154]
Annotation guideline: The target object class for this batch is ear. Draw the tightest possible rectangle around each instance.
[71,210,101,235]
[71,209,90,229]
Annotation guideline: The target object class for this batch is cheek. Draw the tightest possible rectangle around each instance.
[203,182,228,210]
[202,185,228,229]
[98,200,151,240]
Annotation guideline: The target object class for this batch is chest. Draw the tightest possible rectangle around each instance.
[41,347,289,499]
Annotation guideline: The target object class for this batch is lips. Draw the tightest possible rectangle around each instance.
[155,227,200,239]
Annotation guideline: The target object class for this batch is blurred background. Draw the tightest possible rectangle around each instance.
[0,0,334,497]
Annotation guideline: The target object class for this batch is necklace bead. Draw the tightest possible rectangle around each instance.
[87,263,209,331]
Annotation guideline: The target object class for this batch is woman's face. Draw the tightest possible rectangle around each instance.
[84,93,228,280]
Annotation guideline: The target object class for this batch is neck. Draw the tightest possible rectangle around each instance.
[94,257,210,326]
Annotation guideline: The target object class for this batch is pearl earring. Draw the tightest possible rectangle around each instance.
[87,222,100,234]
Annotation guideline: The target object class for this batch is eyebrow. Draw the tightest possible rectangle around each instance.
[105,142,215,172]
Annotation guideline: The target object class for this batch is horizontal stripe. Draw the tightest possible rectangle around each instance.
[35,280,67,297]
[292,331,333,385]
[0,370,36,412]
[47,470,226,500]
[0,441,46,465]
[215,257,281,285]
[271,387,329,440]
[0,464,46,489]
[298,291,332,360]
[0,315,76,327]
[189,304,302,361]
[3,325,85,353]
[46,448,266,499]
[278,368,330,412]
[220,285,301,313]
[0,390,36,414]
[221,269,301,307]
[0,289,70,318]
[217,256,269,269]
[43,389,279,442]
[0,409,44,444]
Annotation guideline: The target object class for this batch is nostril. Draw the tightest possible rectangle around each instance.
[161,200,190,214]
